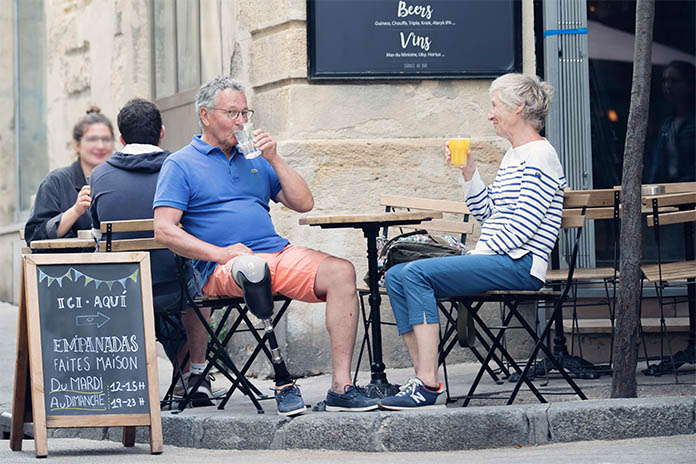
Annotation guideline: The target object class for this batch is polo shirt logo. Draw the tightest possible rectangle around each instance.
[251,168,259,174]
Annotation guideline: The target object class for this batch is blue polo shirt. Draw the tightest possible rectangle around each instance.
[154,135,289,285]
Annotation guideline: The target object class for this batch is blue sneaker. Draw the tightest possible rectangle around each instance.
[378,378,444,411]
[325,385,380,412]
[275,383,307,416]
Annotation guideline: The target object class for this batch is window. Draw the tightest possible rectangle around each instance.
[587,1,695,264]
[151,0,225,151]
[16,0,47,216]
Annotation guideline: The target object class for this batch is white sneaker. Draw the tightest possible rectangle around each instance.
[172,371,227,399]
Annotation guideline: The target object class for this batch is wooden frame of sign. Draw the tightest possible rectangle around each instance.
[10,252,162,457]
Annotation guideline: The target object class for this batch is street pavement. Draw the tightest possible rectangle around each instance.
[0,300,694,456]
[1,434,695,463]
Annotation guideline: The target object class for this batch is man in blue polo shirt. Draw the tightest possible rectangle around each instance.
[153,76,379,415]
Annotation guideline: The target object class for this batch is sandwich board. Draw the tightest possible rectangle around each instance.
[10,252,162,457]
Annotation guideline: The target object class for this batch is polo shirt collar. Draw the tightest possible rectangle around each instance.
[191,135,242,159]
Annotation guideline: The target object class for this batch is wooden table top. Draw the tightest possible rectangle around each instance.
[299,211,442,228]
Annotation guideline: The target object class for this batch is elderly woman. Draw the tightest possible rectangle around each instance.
[379,73,566,410]
[25,106,114,244]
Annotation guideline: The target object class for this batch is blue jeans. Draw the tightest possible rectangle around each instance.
[384,253,543,335]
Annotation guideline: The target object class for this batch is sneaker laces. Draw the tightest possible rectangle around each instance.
[272,381,299,397]
[396,378,422,396]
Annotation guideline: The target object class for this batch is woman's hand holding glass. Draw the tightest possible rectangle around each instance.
[72,185,91,216]
[445,140,476,181]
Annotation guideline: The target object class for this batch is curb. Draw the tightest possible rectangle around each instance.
[2,396,695,452]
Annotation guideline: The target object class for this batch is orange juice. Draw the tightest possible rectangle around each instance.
[448,138,470,167]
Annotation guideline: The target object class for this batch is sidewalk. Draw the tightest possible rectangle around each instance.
[1,302,694,452]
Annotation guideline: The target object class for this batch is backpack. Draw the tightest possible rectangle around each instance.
[369,229,466,286]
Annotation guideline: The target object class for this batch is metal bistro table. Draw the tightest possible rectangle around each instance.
[299,211,441,395]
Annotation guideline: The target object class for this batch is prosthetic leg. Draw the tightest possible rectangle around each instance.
[231,255,293,388]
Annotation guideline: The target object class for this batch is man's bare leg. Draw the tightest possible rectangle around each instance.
[181,306,211,366]
[314,256,359,393]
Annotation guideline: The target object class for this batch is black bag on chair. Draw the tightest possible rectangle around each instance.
[370,229,465,285]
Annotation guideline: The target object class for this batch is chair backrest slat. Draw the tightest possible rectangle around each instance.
[642,181,696,194]
[398,220,475,235]
[647,209,696,227]
[561,214,586,229]
[98,237,165,252]
[380,195,470,214]
[100,219,154,233]
[643,192,696,208]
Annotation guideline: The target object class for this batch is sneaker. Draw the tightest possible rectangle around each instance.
[274,383,308,416]
[325,385,380,412]
[172,371,227,400]
[378,378,443,411]
[187,372,215,407]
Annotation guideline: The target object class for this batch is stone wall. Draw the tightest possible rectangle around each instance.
[44,0,152,171]
[240,0,536,375]
[0,0,16,225]
[0,0,538,376]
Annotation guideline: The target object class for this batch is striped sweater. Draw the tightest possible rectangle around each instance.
[458,139,567,282]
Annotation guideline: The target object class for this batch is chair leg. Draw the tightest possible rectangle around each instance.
[462,307,547,407]
[570,284,580,358]
[508,302,588,404]
[639,279,654,372]
[605,278,616,372]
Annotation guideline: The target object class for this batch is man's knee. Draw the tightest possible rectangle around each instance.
[318,256,356,288]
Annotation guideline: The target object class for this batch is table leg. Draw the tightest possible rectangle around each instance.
[362,226,400,397]
[364,226,386,383]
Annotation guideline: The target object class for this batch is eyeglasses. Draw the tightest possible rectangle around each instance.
[210,107,255,121]
[82,136,114,144]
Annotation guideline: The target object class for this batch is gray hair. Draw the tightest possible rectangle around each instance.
[489,73,554,131]
[195,76,246,130]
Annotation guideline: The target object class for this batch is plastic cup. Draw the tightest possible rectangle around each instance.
[448,138,470,167]
[234,123,262,159]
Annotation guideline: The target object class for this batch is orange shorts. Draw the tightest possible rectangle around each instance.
[202,244,329,303]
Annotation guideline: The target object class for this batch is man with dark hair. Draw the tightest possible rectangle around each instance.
[90,98,222,405]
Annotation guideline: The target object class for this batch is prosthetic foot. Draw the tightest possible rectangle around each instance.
[232,256,306,415]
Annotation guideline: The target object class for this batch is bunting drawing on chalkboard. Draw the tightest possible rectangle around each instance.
[38,268,139,289]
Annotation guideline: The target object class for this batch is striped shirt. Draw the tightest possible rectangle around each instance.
[458,139,566,282]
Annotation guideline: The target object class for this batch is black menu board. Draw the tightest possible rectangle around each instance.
[308,0,522,79]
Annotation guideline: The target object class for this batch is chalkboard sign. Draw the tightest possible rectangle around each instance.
[37,262,149,416]
[11,252,162,457]
[307,0,521,79]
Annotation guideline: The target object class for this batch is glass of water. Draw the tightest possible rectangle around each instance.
[233,123,262,159]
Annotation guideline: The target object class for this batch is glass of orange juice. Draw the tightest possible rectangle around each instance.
[448,137,470,167]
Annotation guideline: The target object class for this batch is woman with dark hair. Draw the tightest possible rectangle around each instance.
[645,60,696,183]
[24,106,114,244]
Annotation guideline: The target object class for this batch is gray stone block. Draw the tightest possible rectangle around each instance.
[283,412,383,451]
[161,414,205,448]
[197,415,288,450]
[378,406,529,451]
[104,425,150,444]
[547,397,695,442]
[50,427,107,440]
[524,403,551,445]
